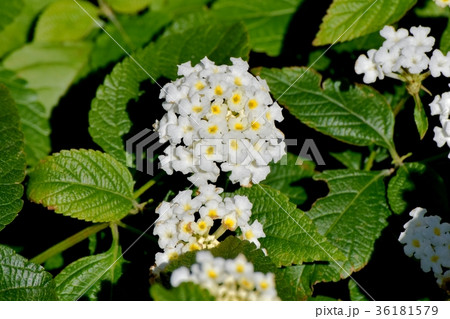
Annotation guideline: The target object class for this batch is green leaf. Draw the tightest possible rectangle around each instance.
[104,0,151,14]
[313,0,417,46]
[27,149,136,223]
[150,0,210,17]
[54,242,124,301]
[258,67,395,150]
[413,94,428,140]
[0,68,51,166]
[305,170,390,282]
[332,32,384,54]
[90,10,171,70]
[44,253,64,271]
[275,265,314,300]
[265,153,316,205]
[387,162,448,215]
[230,185,345,267]
[330,150,362,170]
[416,0,449,18]
[89,22,250,164]
[150,282,215,301]
[349,279,369,301]
[0,245,56,300]
[166,236,276,274]
[211,0,304,56]
[0,0,56,58]
[3,42,92,114]
[0,85,26,231]
[0,0,23,32]
[34,0,99,43]
[441,18,450,54]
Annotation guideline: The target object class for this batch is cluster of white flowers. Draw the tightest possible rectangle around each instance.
[153,185,265,270]
[355,25,450,84]
[170,251,279,300]
[398,207,450,287]
[429,86,450,158]
[154,57,286,187]
[434,0,450,8]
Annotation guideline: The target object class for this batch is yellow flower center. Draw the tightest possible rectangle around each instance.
[182,223,191,233]
[230,139,239,150]
[208,125,218,134]
[208,270,217,279]
[231,93,241,104]
[260,281,269,290]
[195,81,205,90]
[198,221,207,230]
[211,104,221,114]
[434,227,441,236]
[168,252,179,261]
[234,77,242,86]
[412,239,420,248]
[184,204,191,211]
[215,85,223,95]
[189,242,201,251]
[236,265,244,273]
[245,230,254,239]
[208,209,218,218]
[431,255,440,263]
[206,146,215,155]
[234,123,244,130]
[224,217,236,229]
[248,99,258,109]
[251,121,260,130]
[192,106,203,113]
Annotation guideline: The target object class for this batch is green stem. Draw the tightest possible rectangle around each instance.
[389,145,403,167]
[30,223,109,264]
[393,96,409,117]
[117,221,157,243]
[133,179,157,199]
[364,148,377,171]
[98,0,134,49]
[213,224,228,240]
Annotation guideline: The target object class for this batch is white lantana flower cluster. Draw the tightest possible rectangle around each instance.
[434,0,450,8]
[355,25,450,84]
[171,251,279,300]
[154,57,286,187]
[398,207,450,287]
[429,86,450,158]
[153,185,265,270]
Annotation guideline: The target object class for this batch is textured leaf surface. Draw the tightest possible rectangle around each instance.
[313,0,417,46]
[212,0,303,56]
[104,0,151,14]
[90,10,171,70]
[387,163,448,215]
[151,282,215,301]
[55,243,124,300]
[0,245,56,300]
[265,153,316,205]
[3,42,92,113]
[150,0,210,17]
[330,150,362,170]
[230,185,345,267]
[275,265,314,300]
[27,149,136,222]
[0,68,50,166]
[89,22,249,164]
[0,85,26,231]
[0,0,22,32]
[441,19,450,54]
[34,0,99,43]
[0,0,56,58]
[349,279,369,301]
[305,170,390,282]
[259,67,395,150]
[166,236,276,274]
